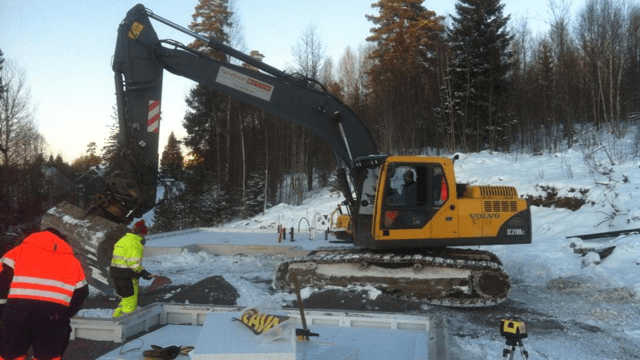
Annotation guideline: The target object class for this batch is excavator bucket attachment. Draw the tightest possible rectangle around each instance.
[41,201,129,296]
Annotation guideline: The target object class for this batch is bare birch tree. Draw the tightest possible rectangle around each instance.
[0,60,41,167]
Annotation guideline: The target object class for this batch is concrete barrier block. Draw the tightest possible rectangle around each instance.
[70,317,123,342]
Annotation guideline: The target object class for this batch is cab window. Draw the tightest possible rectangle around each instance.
[384,165,427,207]
[382,165,428,229]
[381,164,448,230]
[359,167,379,215]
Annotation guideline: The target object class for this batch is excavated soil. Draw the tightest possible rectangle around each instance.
[83,275,239,310]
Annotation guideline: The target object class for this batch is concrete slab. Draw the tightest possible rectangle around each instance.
[190,312,296,360]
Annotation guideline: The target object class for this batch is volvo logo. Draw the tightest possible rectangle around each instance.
[469,213,501,219]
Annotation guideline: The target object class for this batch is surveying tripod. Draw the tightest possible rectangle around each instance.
[502,337,529,360]
[500,318,529,360]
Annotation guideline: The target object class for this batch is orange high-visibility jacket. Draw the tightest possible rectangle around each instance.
[0,231,87,307]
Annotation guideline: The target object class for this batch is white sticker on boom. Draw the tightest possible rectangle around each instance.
[216,66,274,101]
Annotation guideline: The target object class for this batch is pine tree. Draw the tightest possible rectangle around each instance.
[184,0,234,181]
[189,0,232,61]
[446,0,513,151]
[151,184,184,233]
[71,142,102,174]
[160,131,184,180]
[365,0,445,152]
[180,0,236,226]
[100,106,120,171]
[243,169,265,217]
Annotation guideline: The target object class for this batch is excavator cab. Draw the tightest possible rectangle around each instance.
[346,156,531,250]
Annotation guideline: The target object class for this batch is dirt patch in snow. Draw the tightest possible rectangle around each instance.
[525,185,591,210]
[160,275,239,305]
[83,275,239,310]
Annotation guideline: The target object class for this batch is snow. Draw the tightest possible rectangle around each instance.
[146,250,296,306]
[222,187,345,231]
[140,185,164,228]
[299,285,382,301]
[80,131,640,358]
[77,308,114,318]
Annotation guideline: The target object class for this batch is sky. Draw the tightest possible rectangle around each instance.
[1,0,586,163]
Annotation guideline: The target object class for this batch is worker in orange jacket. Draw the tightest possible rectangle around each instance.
[0,228,88,360]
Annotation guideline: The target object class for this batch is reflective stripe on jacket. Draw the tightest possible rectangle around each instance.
[110,233,145,274]
[0,231,87,307]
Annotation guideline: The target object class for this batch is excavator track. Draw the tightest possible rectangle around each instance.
[274,247,510,307]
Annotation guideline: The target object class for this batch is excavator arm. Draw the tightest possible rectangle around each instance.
[41,4,379,295]
[106,3,379,222]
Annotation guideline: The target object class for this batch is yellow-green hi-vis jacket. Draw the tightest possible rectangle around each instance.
[110,233,150,279]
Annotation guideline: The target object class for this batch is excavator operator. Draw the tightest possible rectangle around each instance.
[401,169,418,206]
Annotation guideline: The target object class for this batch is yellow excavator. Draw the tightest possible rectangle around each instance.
[42,4,531,307]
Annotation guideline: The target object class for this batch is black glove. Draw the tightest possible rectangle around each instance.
[139,269,154,280]
[161,346,181,360]
[143,345,181,360]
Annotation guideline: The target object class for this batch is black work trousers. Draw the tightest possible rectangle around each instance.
[0,300,71,360]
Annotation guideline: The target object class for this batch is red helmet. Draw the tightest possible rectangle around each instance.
[132,219,148,235]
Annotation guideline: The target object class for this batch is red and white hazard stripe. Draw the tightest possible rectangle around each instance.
[147,100,160,133]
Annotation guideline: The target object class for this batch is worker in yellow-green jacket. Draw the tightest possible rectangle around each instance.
[109,220,155,318]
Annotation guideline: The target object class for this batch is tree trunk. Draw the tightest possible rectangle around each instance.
[240,113,246,216]
[263,112,268,212]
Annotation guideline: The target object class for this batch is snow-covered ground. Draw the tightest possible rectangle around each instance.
[81,131,640,359]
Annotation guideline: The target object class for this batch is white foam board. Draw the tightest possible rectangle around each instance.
[297,341,359,360]
[96,325,198,360]
[190,312,296,360]
[91,306,436,360]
